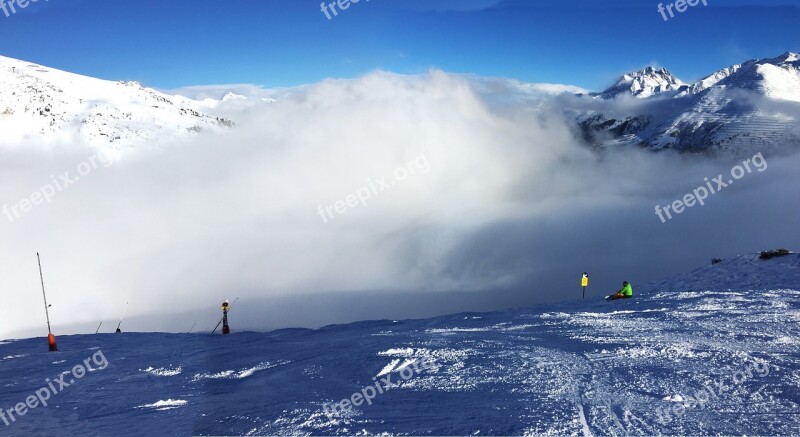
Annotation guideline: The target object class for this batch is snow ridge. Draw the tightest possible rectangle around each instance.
[581,51,800,154]
[0,55,234,148]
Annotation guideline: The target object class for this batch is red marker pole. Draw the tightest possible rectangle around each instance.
[37,253,58,352]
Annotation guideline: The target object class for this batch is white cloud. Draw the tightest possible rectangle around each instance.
[1,70,798,339]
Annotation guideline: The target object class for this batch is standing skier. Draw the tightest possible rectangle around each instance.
[607,281,633,300]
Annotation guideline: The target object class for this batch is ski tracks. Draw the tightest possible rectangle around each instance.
[577,352,657,436]
[577,403,592,437]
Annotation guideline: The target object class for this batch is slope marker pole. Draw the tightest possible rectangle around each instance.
[37,253,58,352]
[581,272,589,300]
[212,297,238,334]
[116,302,128,333]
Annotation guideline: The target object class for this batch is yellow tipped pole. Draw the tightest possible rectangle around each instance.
[212,297,238,334]
[581,272,589,299]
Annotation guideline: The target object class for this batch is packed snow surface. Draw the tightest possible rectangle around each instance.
[0,253,798,435]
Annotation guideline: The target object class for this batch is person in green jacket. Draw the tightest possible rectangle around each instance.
[607,281,633,300]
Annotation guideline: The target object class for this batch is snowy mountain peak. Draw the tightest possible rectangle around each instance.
[581,51,800,153]
[709,52,800,102]
[596,51,800,101]
[598,66,686,99]
[772,51,800,64]
[221,91,247,102]
[677,64,743,96]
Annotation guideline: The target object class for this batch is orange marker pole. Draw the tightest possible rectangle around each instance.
[37,253,57,352]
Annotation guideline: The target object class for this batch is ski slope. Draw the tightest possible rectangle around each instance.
[1,253,798,436]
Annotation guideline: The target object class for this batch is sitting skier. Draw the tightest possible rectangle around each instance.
[607,281,633,300]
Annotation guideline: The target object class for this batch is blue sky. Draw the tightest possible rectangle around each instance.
[0,0,799,91]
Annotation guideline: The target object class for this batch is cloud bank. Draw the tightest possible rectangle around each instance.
[1,70,798,339]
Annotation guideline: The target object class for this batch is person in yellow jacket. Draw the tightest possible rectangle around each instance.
[607,281,633,300]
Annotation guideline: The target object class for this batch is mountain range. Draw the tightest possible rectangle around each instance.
[1,52,799,154]
[579,52,800,154]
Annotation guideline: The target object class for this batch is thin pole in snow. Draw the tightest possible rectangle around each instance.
[116,302,128,333]
[37,253,52,334]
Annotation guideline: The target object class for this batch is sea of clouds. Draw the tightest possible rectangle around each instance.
[1,70,798,339]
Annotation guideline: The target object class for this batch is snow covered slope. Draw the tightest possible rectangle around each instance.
[0,56,233,148]
[0,252,797,435]
[580,52,800,154]
[715,52,800,103]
